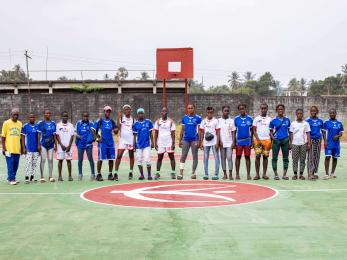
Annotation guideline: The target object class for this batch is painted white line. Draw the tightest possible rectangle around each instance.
[0,192,80,195]
[277,189,347,192]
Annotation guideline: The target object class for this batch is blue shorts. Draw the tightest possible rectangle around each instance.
[98,144,115,161]
[325,147,340,158]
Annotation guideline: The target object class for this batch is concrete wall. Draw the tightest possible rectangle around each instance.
[0,93,346,126]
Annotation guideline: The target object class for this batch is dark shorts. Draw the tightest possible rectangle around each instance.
[236,145,251,157]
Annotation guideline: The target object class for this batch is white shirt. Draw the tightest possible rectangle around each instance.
[56,122,75,147]
[119,115,134,144]
[154,118,176,147]
[200,117,220,146]
[253,115,272,140]
[218,117,235,148]
[290,120,311,145]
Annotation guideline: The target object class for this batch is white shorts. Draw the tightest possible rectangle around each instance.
[118,138,134,151]
[136,147,151,166]
[158,146,174,154]
[57,151,73,160]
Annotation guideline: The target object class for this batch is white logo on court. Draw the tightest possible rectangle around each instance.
[110,183,237,203]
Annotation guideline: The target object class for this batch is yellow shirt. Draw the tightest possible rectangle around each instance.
[1,119,22,154]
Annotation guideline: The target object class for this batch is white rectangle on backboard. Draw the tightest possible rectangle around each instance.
[168,62,181,73]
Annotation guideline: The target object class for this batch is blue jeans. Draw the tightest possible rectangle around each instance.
[6,154,20,181]
[77,146,95,176]
[203,145,220,177]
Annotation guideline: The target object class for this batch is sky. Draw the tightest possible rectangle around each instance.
[0,0,346,87]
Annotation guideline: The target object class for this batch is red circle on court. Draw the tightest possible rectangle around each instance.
[81,181,278,209]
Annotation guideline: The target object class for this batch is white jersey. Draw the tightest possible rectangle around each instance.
[290,120,311,145]
[253,115,272,140]
[218,117,235,148]
[154,118,176,147]
[200,117,220,146]
[56,122,75,149]
[119,115,134,145]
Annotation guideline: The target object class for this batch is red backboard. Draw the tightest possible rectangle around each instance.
[156,48,194,80]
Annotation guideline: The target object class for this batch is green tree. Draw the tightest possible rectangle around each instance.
[189,80,205,93]
[256,72,276,96]
[57,76,69,81]
[0,64,28,81]
[115,67,128,81]
[341,64,347,88]
[139,71,150,80]
[103,73,110,80]
[227,71,241,90]
[243,71,255,82]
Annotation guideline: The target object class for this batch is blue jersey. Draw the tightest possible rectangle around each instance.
[181,114,202,141]
[75,120,94,149]
[22,123,39,152]
[234,115,253,146]
[323,119,344,149]
[92,118,117,148]
[37,120,56,149]
[132,119,153,149]
[306,117,323,140]
[269,117,291,140]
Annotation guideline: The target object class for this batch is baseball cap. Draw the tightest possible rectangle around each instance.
[137,108,145,114]
[103,105,112,112]
[123,104,131,110]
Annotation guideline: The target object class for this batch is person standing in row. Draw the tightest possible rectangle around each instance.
[178,104,202,180]
[234,104,253,180]
[199,106,220,180]
[115,105,135,180]
[218,106,235,180]
[92,106,118,181]
[253,103,272,180]
[38,109,56,183]
[306,106,324,180]
[323,108,344,179]
[289,109,311,180]
[154,107,176,180]
[21,112,39,183]
[75,112,95,180]
[1,108,22,185]
[132,108,154,180]
[269,104,291,180]
[56,111,75,181]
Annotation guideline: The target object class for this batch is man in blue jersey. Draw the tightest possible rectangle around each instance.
[132,108,154,180]
[37,109,57,183]
[21,112,39,183]
[322,108,344,179]
[234,104,253,180]
[269,104,291,180]
[75,112,95,180]
[92,106,118,181]
[178,104,202,180]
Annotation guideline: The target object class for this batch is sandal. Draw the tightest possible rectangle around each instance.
[40,178,46,183]
[177,174,183,180]
[49,177,56,182]
[313,174,319,179]
[299,175,305,180]
[308,175,316,181]
[235,175,241,180]
[282,176,289,180]
[292,175,298,180]
[191,174,197,180]
[274,176,280,180]
[330,174,336,179]
[262,175,269,180]
[229,175,234,180]
[222,175,228,180]
[253,176,260,180]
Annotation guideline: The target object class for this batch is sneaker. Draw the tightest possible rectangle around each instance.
[96,174,104,181]
[25,176,30,184]
[212,176,219,180]
[10,180,17,185]
[191,174,197,180]
[203,175,209,180]
[30,175,36,182]
[128,172,133,180]
[68,176,73,181]
[107,173,114,181]
[330,174,336,179]
[155,173,160,180]
[138,175,145,180]
[148,175,153,180]
[114,173,119,181]
[78,175,83,181]
[90,174,96,181]
[40,178,46,183]
[171,172,176,179]
[323,175,330,180]
[58,176,64,182]
[49,177,55,182]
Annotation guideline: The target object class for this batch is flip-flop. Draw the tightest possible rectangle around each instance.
[262,176,269,180]
[274,176,280,180]
[191,174,197,180]
[299,175,305,180]
[229,175,234,180]
[292,175,298,180]
[253,176,260,180]
[282,176,289,180]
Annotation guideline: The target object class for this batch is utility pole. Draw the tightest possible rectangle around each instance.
[24,50,32,111]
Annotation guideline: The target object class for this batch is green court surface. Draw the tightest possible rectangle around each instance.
[1,146,347,260]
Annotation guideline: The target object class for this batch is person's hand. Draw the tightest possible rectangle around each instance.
[199,143,204,150]
[179,141,183,148]
[2,145,6,156]
[76,134,82,140]
[61,145,67,151]
[23,148,27,155]
[37,145,41,155]
[232,144,236,150]
[155,144,158,151]
[333,135,340,141]
[54,145,57,152]
[171,143,175,151]
[289,143,292,150]
[215,143,219,150]
[306,145,311,151]
[66,145,71,152]
[324,142,328,149]
[151,143,154,149]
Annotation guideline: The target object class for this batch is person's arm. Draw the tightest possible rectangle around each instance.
[171,130,176,150]
[289,131,293,147]
[113,120,119,135]
[253,126,260,141]
[150,130,154,149]
[198,127,204,149]
[91,120,101,142]
[37,131,41,154]
[21,134,26,154]
[322,122,327,148]
[334,124,344,141]
[1,122,7,155]
[306,132,311,151]
[179,124,185,148]
[215,128,220,150]
[154,130,159,150]
[250,125,254,148]
[66,126,74,152]
[55,134,64,151]
[133,133,137,152]
[231,130,236,149]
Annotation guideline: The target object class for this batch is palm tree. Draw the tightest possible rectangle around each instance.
[227,71,241,90]
[341,64,347,88]
[115,67,129,81]
[243,71,255,82]
[139,71,150,80]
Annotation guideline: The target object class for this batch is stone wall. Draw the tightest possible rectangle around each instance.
[0,93,346,125]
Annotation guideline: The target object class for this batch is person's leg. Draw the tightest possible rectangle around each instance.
[156,153,164,172]
[96,143,104,181]
[179,141,190,178]
[25,152,32,178]
[324,155,331,178]
[272,139,280,179]
[281,139,289,178]
[40,147,47,179]
[31,152,39,180]
[67,160,72,179]
[168,152,176,178]
[137,148,144,179]
[292,144,300,178]
[212,145,220,178]
[203,146,210,178]
[331,158,338,176]
[5,155,15,182]
[58,160,63,180]
[108,159,114,179]
[299,144,307,178]
[220,147,227,179]
[144,147,152,179]
[235,146,242,180]
[47,148,54,179]
[77,148,84,177]
[245,155,251,180]
[307,140,314,177]
[191,141,199,175]
[128,149,134,172]
[262,155,269,178]
[13,154,20,181]
[255,153,261,179]
[86,146,95,177]
[226,147,233,179]
[114,149,125,173]
[315,140,321,177]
